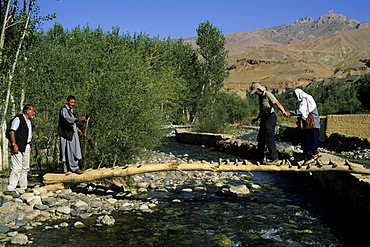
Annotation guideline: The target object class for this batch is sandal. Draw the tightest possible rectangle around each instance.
[313,153,322,159]
[303,159,316,166]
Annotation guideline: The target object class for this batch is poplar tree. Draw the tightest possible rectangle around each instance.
[193,20,229,123]
[358,74,370,111]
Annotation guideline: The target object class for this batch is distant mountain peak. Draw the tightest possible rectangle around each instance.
[324,10,336,16]
[295,17,314,23]
[316,10,359,26]
[243,10,363,46]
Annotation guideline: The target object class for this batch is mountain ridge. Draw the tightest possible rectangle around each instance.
[225,11,370,60]
[186,11,370,96]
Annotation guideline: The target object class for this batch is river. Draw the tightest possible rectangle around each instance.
[23,137,369,246]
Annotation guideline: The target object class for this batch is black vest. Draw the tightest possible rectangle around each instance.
[13,115,30,152]
[58,106,74,140]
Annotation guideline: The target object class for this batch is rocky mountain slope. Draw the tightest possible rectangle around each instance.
[188,11,370,96]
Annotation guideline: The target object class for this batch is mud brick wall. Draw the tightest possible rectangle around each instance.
[325,114,370,138]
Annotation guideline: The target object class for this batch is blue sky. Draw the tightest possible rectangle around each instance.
[37,0,370,39]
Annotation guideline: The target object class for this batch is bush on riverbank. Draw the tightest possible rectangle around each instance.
[278,74,370,115]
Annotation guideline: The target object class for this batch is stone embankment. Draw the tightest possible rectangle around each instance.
[279,126,370,155]
[324,114,370,139]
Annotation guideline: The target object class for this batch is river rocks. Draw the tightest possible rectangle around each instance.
[340,148,370,160]
[0,136,265,245]
[10,233,28,245]
[0,180,162,245]
[74,221,84,228]
[139,204,150,212]
[56,206,71,214]
[42,197,57,207]
[2,164,259,246]
[229,185,250,195]
[0,196,8,207]
[74,199,89,210]
[59,222,68,228]
[181,188,193,192]
[251,183,262,190]
[214,233,232,245]
[97,215,115,226]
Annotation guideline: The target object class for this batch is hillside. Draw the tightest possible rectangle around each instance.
[187,11,370,97]
[226,28,370,95]
[225,11,368,59]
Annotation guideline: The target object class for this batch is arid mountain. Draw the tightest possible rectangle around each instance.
[187,11,370,97]
[226,11,369,60]
[226,28,370,95]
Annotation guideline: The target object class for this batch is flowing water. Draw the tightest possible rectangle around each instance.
[23,138,369,246]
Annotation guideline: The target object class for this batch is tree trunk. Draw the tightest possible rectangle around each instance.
[0,0,34,169]
[43,155,370,184]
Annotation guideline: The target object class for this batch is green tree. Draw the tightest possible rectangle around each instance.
[0,0,55,168]
[25,25,184,169]
[194,20,229,123]
[215,92,251,124]
[358,74,370,111]
[278,75,369,116]
[164,39,200,123]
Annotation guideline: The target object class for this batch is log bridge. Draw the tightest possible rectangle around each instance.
[43,153,370,184]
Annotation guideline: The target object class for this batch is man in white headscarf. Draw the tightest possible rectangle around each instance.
[251,83,287,164]
[285,89,321,165]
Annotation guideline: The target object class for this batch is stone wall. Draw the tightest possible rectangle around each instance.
[280,114,370,150]
[325,114,370,138]
[306,172,370,215]
[174,129,235,146]
[324,133,370,151]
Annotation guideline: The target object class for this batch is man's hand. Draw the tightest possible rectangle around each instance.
[12,144,19,154]
[252,118,259,124]
[75,117,85,122]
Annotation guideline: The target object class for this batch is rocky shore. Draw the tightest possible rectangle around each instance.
[0,143,255,246]
[1,130,369,246]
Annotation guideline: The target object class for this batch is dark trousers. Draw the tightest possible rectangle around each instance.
[302,128,320,160]
[257,112,278,160]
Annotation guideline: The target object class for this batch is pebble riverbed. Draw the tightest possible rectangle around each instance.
[0,135,258,246]
[0,132,369,246]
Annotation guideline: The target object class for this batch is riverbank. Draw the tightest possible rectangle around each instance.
[1,128,370,246]
[0,137,256,246]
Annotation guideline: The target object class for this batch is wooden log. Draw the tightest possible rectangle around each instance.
[43,157,370,184]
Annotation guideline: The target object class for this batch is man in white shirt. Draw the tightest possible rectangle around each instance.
[4,105,36,198]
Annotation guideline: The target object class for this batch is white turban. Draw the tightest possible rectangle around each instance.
[294,89,316,119]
